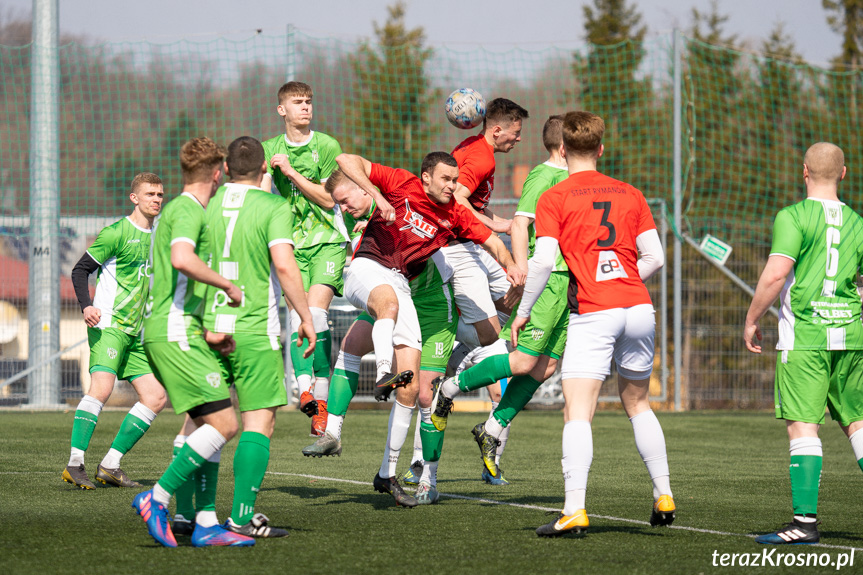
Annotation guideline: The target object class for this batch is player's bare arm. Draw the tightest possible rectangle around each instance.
[453,183,509,233]
[271,242,317,359]
[510,214,532,271]
[744,254,794,353]
[480,233,526,287]
[170,242,242,307]
[335,153,396,221]
[270,154,335,209]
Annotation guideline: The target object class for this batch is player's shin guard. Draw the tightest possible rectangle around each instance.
[420,422,444,463]
[372,318,396,379]
[328,352,361,418]
[311,307,333,382]
[459,353,513,393]
[789,437,822,519]
[69,395,103,464]
[630,410,672,500]
[104,402,156,467]
[379,401,413,478]
[231,432,270,525]
[156,424,225,502]
[172,436,196,520]
[290,310,314,391]
[562,420,592,515]
[492,375,543,427]
[195,453,220,514]
[849,428,863,473]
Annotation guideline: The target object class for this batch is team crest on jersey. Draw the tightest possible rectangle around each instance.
[438,218,452,229]
[531,328,545,341]
[107,348,118,360]
[206,372,221,388]
[596,250,628,282]
[399,199,438,239]
[312,150,319,163]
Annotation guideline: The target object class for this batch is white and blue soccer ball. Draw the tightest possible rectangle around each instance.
[445,88,486,129]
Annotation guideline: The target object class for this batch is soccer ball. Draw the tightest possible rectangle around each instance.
[445,88,486,129]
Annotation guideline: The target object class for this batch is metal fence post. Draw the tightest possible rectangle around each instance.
[672,29,683,412]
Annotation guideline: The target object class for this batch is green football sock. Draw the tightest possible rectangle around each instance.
[172,444,196,519]
[70,410,99,452]
[328,367,359,417]
[493,375,543,427]
[291,333,314,380]
[109,413,150,455]
[195,459,220,513]
[157,442,207,495]
[789,455,822,517]
[420,421,444,462]
[858,457,863,474]
[231,432,270,525]
[313,329,333,379]
[459,354,513,393]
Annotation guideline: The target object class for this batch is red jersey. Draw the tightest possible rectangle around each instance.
[452,135,495,212]
[535,170,656,314]
[354,163,492,279]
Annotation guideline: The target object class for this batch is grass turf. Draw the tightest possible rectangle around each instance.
[1,409,861,574]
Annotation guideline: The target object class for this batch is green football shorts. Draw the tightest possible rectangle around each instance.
[144,339,230,415]
[499,271,569,359]
[296,243,347,295]
[217,333,287,412]
[411,266,457,374]
[775,348,863,426]
[88,327,152,381]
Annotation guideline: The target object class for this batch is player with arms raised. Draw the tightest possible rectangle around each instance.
[305,151,523,506]
[262,81,346,436]
[513,111,671,537]
[745,142,863,545]
[64,173,165,489]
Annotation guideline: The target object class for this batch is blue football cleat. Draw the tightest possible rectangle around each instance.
[755,519,819,544]
[132,490,177,548]
[191,523,255,547]
[481,467,509,485]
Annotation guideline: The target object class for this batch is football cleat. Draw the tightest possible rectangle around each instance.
[225,514,289,538]
[132,490,177,548]
[373,370,414,402]
[191,523,255,547]
[373,473,418,508]
[481,467,509,485]
[310,400,328,437]
[95,464,142,488]
[754,519,820,545]
[472,423,501,479]
[649,495,676,527]
[301,431,342,457]
[415,481,440,505]
[429,375,454,431]
[62,464,95,490]
[299,391,318,418]
[536,510,589,537]
[172,515,195,536]
[401,460,423,486]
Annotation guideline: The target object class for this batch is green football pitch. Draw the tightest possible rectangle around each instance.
[1,410,861,574]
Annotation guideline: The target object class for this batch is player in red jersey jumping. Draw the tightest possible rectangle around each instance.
[511,111,671,537]
[311,151,524,506]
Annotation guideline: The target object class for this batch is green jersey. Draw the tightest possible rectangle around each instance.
[143,193,211,347]
[515,161,569,272]
[203,183,295,337]
[262,131,349,249]
[770,198,863,350]
[87,217,152,335]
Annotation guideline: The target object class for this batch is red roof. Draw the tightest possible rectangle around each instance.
[0,254,80,303]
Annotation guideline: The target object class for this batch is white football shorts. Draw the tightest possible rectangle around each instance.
[440,241,510,324]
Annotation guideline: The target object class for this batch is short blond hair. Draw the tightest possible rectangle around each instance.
[180,137,226,185]
[324,168,350,195]
[804,142,845,184]
[130,172,162,195]
[562,111,605,158]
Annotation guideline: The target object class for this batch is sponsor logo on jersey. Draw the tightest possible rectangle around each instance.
[107,347,118,359]
[206,372,221,388]
[137,261,152,279]
[595,250,628,282]
[127,239,141,244]
[399,199,438,239]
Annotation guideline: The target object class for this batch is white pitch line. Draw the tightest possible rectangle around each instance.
[272,471,863,553]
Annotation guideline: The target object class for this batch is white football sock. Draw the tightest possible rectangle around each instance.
[325,414,344,441]
[413,408,427,464]
[313,377,330,402]
[630,410,672,500]
[154,424,226,506]
[372,318,395,380]
[100,402,157,469]
[848,428,863,462]
[196,510,219,528]
[68,395,104,466]
[379,401,413,478]
[562,420,592,515]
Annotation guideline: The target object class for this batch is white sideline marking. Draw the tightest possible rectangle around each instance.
[272,471,863,552]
